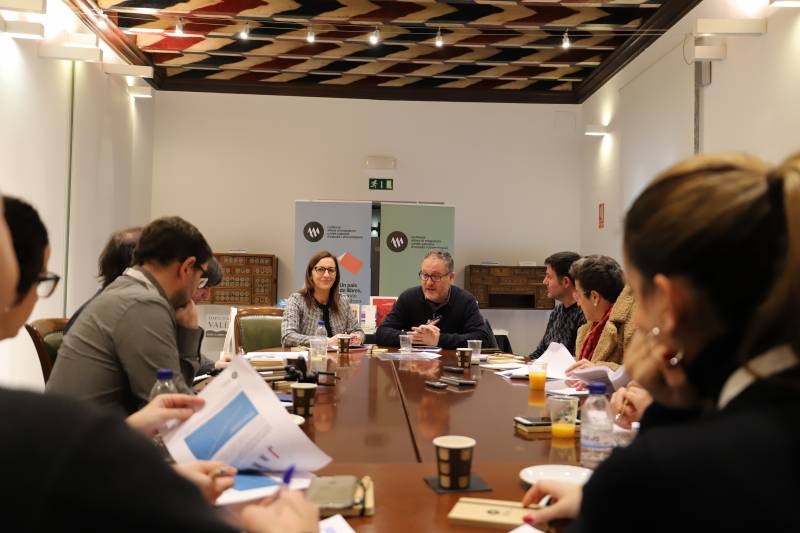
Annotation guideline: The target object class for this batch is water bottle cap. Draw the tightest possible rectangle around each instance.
[156,368,174,380]
[318,320,325,326]
[588,382,607,395]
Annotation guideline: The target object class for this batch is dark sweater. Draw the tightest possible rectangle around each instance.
[0,388,236,532]
[569,340,800,533]
[375,285,493,349]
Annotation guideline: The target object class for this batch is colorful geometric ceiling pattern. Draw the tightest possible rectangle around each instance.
[76,0,701,102]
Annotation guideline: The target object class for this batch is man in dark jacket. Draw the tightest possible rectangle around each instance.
[376,249,493,349]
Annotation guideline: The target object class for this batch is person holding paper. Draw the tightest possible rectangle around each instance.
[522,152,800,532]
[376,249,493,349]
[281,250,364,347]
[0,195,317,532]
[48,216,214,413]
[529,252,586,359]
[566,256,633,371]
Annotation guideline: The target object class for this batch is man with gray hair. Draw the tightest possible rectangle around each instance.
[376,249,493,349]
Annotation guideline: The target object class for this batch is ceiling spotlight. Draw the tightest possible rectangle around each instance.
[175,17,184,36]
[240,21,249,39]
[369,27,380,46]
[306,27,315,43]
[561,30,570,49]
[434,28,443,48]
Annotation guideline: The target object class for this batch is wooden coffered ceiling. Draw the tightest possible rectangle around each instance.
[67,0,702,103]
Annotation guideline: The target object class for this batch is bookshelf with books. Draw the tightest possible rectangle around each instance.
[204,253,278,306]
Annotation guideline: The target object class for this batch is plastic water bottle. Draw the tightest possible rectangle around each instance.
[315,320,327,340]
[149,368,178,400]
[580,382,615,469]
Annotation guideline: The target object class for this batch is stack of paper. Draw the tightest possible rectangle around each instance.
[498,343,575,380]
[570,365,630,391]
[163,358,331,504]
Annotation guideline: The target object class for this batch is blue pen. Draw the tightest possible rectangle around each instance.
[281,464,296,493]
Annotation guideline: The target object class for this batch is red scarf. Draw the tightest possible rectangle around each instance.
[579,306,612,361]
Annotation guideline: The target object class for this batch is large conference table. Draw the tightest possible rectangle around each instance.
[281,348,581,532]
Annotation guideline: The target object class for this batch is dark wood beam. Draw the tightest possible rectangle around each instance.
[157,68,578,104]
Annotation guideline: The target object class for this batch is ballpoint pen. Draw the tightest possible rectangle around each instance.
[614,396,629,423]
[280,464,296,495]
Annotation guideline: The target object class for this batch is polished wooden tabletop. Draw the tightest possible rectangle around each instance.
[390,351,569,463]
[300,350,418,463]
[318,462,531,533]
[257,347,580,531]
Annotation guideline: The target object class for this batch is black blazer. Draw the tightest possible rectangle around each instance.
[569,365,800,533]
[375,285,493,349]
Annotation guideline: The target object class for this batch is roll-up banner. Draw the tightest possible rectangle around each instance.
[379,203,455,296]
[294,201,373,304]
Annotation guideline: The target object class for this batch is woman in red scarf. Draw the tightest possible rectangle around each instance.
[567,255,632,371]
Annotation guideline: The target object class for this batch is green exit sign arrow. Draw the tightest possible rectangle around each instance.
[369,178,394,190]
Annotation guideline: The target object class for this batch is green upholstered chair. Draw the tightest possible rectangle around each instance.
[25,317,68,383]
[234,307,285,353]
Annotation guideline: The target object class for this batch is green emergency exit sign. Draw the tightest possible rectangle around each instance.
[369,178,394,190]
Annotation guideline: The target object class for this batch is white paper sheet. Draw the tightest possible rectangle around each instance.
[536,343,576,380]
[497,344,575,380]
[481,363,527,370]
[216,471,313,506]
[163,357,331,473]
[319,514,357,533]
[569,365,630,391]
[545,379,589,396]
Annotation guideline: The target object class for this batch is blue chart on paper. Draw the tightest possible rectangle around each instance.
[234,471,279,491]
[185,392,258,459]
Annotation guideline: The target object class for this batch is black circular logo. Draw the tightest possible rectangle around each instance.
[303,221,324,242]
[386,231,408,252]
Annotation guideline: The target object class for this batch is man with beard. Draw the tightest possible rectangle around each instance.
[48,217,213,413]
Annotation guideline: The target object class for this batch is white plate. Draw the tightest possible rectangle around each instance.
[290,414,305,425]
[519,464,592,486]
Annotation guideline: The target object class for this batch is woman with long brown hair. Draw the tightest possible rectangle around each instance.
[281,250,364,347]
[521,152,800,532]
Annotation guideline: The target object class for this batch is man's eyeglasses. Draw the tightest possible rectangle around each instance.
[419,271,450,283]
[194,264,209,289]
[313,267,337,276]
[36,272,61,298]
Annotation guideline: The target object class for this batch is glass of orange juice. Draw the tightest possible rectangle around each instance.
[528,361,547,390]
[548,395,579,438]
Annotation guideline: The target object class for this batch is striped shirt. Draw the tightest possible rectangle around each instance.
[529,302,586,359]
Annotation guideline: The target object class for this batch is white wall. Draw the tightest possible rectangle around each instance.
[580,0,792,260]
[67,62,154,314]
[703,8,800,163]
[151,94,585,353]
[0,25,154,390]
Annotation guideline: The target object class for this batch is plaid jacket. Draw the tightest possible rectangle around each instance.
[281,292,364,347]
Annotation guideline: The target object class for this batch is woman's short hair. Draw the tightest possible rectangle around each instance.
[299,250,341,313]
[569,255,625,304]
[3,197,48,302]
[624,152,800,358]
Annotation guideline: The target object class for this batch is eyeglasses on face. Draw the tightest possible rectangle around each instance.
[194,263,209,289]
[419,271,450,283]
[313,266,337,276]
[36,272,61,298]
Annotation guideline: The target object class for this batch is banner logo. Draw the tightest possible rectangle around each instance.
[303,221,324,242]
[386,231,408,252]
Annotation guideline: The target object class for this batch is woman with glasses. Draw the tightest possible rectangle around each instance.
[281,250,364,347]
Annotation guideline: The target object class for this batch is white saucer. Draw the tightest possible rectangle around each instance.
[519,464,592,486]
[291,414,305,425]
